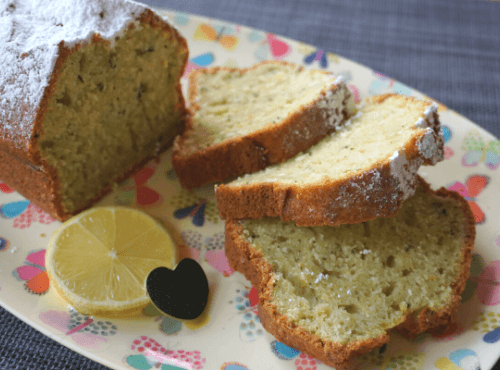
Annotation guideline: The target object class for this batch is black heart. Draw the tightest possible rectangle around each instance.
[146,258,209,320]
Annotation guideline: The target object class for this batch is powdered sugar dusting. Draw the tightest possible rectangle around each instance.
[0,0,150,149]
[418,128,438,160]
[316,81,353,129]
[389,148,422,197]
[415,102,438,128]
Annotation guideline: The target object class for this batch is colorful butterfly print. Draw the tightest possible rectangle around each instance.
[441,125,455,160]
[221,363,250,370]
[270,340,319,370]
[471,310,500,345]
[12,249,49,295]
[303,49,328,68]
[194,23,239,51]
[183,52,215,79]
[0,182,14,193]
[347,84,361,104]
[476,260,500,306]
[229,287,264,342]
[39,309,116,350]
[174,12,189,26]
[205,233,233,276]
[174,199,206,226]
[462,131,500,170]
[484,325,500,344]
[249,31,291,61]
[369,72,412,96]
[143,304,184,336]
[178,231,233,275]
[0,200,55,228]
[442,126,452,143]
[435,349,481,370]
[126,336,206,370]
[0,237,9,252]
[447,175,489,224]
[171,190,220,225]
[115,165,162,207]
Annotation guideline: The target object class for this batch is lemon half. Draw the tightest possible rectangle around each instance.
[46,207,176,316]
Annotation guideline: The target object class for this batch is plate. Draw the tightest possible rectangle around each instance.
[1,8,500,370]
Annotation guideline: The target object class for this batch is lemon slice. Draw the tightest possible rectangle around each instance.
[46,207,177,316]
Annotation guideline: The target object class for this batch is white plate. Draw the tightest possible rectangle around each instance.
[1,9,500,370]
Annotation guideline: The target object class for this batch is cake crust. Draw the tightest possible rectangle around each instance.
[224,177,475,369]
[216,94,445,226]
[0,3,188,221]
[172,61,356,189]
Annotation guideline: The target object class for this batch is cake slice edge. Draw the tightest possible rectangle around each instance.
[224,177,475,369]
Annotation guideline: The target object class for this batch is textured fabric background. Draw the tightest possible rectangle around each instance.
[1,0,499,369]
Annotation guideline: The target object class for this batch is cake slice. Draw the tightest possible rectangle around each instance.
[0,0,188,221]
[216,94,444,226]
[172,61,357,189]
[225,178,475,369]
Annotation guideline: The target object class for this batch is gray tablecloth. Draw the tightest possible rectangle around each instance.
[1,0,499,369]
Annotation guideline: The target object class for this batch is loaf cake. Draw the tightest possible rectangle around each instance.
[225,178,475,369]
[172,61,357,189]
[216,94,444,226]
[0,0,188,221]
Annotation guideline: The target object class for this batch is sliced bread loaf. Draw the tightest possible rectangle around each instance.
[216,94,444,226]
[225,178,475,369]
[172,61,357,189]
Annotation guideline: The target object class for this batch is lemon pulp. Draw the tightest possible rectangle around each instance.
[46,207,176,316]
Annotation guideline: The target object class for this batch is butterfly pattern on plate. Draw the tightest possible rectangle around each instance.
[461,253,500,306]
[462,131,500,170]
[183,52,215,78]
[442,125,455,160]
[180,231,233,276]
[270,340,319,370]
[228,286,264,342]
[435,349,481,370]
[171,190,220,226]
[369,71,413,96]
[173,12,189,26]
[143,304,184,336]
[0,200,55,229]
[0,236,9,252]
[248,31,291,61]
[12,249,49,295]
[0,182,14,194]
[125,335,207,370]
[471,310,500,344]
[205,232,234,277]
[39,309,117,351]
[115,164,162,208]
[194,23,239,51]
[447,175,489,224]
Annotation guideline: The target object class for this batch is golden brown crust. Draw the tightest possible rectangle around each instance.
[224,178,475,368]
[0,9,188,221]
[172,61,355,189]
[216,94,444,226]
